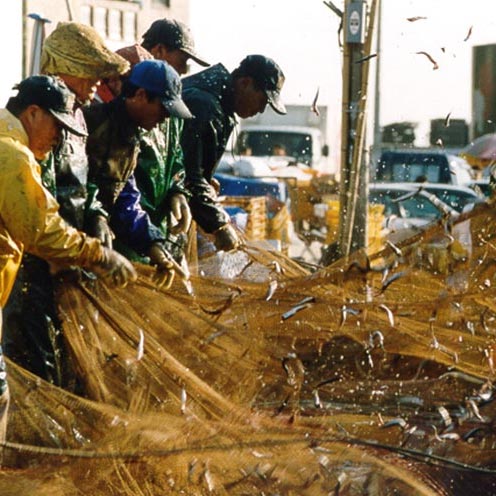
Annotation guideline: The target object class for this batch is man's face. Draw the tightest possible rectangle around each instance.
[151,45,190,75]
[28,107,63,160]
[128,90,169,130]
[234,77,268,119]
[59,74,100,104]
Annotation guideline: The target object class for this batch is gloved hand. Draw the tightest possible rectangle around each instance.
[91,247,137,287]
[169,193,192,235]
[148,243,177,289]
[214,223,241,252]
[210,177,221,196]
[87,214,114,248]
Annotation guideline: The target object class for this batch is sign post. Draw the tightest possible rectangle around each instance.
[337,0,377,259]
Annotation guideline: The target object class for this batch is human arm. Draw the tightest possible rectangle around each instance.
[0,149,136,286]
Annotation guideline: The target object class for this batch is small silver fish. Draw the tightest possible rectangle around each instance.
[265,280,278,301]
[137,329,145,361]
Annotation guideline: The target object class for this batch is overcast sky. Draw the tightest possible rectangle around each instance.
[190,0,496,145]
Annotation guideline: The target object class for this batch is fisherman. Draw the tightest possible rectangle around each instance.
[135,18,210,265]
[181,54,286,252]
[0,75,137,442]
[3,22,129,385]
[95,44,154,103]
[84,59,193,288]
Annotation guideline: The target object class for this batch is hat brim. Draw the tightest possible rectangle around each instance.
[180,48,210,67]
[266,90,286,115]
[162,97,193,119]
[49,109,88,137]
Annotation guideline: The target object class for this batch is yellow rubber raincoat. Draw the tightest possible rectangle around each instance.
[0,109,103,308]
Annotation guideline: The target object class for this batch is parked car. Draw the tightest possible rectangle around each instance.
[468,178,491,198]
[397,182,486,212]
[374,149,474,185]
[368,183,459,233]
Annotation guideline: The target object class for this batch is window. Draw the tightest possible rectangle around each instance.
[108,9,122,40]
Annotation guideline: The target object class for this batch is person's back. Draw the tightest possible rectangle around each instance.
[136,18,209,262]
[180,55,286,251]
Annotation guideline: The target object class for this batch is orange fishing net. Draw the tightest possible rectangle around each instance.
[2,203,496,495]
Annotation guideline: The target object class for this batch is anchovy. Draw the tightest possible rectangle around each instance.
[462,427,486,441]
[311,87,320,116]
[339,305,360,327]
[416,51,439,70]
[438,406,452,427]
[382,418,407,429]
[355,53,377,64]
[281,302,312,321]
[265,280,278,301]
[369,330,384,349]
[381,271,406,293]
[379,304,394,326]
[181,387,187,414]
[407,16,427,22]
[467,399,484,421]
[136,329,144,361]
[464,25,473,42]
[385,240,403,257]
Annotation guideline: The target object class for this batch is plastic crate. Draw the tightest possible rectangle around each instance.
[219,196,267,240]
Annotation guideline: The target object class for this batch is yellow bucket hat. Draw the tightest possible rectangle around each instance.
[41,22,129,79]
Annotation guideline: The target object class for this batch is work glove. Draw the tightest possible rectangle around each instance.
[148,243,178,289]
[87,214,114,248]
[91,247,137,288]
[210,177,221,196]
[169,193,192,235]
[214,223,241,252]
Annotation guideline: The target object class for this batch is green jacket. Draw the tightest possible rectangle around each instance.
[135,117,187,234]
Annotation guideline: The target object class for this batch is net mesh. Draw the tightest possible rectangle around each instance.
[3,203,496,495]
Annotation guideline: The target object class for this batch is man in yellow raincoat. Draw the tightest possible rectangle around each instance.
[0,75,137,444]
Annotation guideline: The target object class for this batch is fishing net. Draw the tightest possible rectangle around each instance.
[2,202,496,495]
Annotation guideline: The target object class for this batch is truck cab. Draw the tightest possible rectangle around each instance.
[233,124,328,169]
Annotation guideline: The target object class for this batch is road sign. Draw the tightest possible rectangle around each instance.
[345,1,366,44]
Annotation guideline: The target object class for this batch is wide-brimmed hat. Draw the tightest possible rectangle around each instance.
[41,22,129,79]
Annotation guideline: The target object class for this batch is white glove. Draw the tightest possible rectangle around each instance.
[169,193,192,235]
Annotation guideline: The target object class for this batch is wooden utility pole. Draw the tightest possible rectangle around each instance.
[338,0,378,258]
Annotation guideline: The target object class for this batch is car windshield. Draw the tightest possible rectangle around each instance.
[369,189,441,220]
[236,131,313,164]
[391,161,442,182]
[422,187,480,212]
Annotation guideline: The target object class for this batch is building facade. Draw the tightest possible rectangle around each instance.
[24,0,189,74]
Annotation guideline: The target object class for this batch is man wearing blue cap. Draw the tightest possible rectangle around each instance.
[180,54,286,252]
[84,59,192,288]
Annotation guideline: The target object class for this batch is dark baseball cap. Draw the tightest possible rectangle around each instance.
[236,55,286,115]
[12,75,87,136]
[128,59,193,119]
[142,18,209,67]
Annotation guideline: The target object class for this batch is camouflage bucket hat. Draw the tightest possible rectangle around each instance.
[41,22,129,79]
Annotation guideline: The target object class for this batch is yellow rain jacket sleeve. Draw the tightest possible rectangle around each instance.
[0,109,104,307]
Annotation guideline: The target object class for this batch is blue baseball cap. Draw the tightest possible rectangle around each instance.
[128,59,193,119]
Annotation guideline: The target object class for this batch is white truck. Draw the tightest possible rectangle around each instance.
[219,104,338,178]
